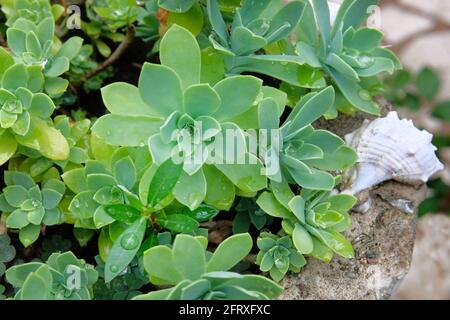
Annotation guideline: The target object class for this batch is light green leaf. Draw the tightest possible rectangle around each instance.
[292,223,313,254]
[213,76,262,121]
[172,234,206,280]
[184,84,221,118]
[160,25,201,89]
[105,217,147,282]
[91,114,162,147]
[173,169,206,210]
[207,233,253,272]
[256,192,294,219]
[101,82,156,116]
[138,63,183,117]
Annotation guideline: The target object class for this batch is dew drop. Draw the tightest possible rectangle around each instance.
[188,192,202,208]
[109,265,119,273]
[31,200,41,208]
[120,233,140,250]
[358,89,372,101]
[72,199,80,208]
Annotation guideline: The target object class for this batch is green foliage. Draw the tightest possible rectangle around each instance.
[134,233,283,300]
[233,197,273,233]
[256,232,306,282]
[6,14,83,96]
[257,177,356,262]
[261,86,358,190]
[94,25,268,211]
[0,61,69,164]
[93,255,147,300]
[0,0,412,301]
[5,251,98,300]
[0,234,16,278]
[207,0,303,56]
[1,171,65,247]
[83,0,137,58]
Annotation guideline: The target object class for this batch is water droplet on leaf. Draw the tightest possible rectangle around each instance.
[120,233,140,250]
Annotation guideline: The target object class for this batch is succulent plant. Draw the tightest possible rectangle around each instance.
[6,17,83,96]
[233,197,273,233]
[93,25,268,211]
[0,234,16,279]
[0,61,69,165]
[134,233,283,300]
[256,232,306,282]
[5,251,98,300]
[257,176,357,262]
[259,85,357,190]
[0,171,66,247]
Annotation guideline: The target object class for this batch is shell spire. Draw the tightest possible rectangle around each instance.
[343,111,444,194]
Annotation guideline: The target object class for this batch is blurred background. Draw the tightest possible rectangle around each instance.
[375,0,450,300]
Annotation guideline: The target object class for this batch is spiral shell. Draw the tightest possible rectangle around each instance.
[343,112,444,194]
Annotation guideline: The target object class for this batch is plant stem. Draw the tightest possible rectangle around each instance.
[0,219,7,236]
[81,26,136,81]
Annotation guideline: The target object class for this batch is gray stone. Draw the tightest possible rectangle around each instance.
[392,214,450,300]
[279,181,427,300]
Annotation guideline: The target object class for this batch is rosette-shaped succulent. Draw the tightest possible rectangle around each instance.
[134,234,283,300]
[5,251,98,300]
[256,232,306,282]
[0,171,66,247]
[6,15,83,96]
[257,177,357,262]
[93,25,271,211]
[0,61,69,165]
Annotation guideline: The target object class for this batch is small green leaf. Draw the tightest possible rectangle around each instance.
[105,217,147,282]
[91,114,162,147]
[172,234,206,280]
[213,76,262,121]
[147,158,183,208]
[138,63,183,117]
[207,233,253,272]
[292,223,313,254]
[256,192,293,219]
[19,224,41,247]
[160,24,201,89]
[158,214,199,233]
[416,67,440,101]
[104,204,142,223]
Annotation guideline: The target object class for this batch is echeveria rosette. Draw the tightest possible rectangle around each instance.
[5,251,98,300]
[259,85,357,191]
[62,145,149,230]
[292,0,401,115]
[256,232,306,282]
[207,0,303,58]
[93,25,269,211]
[207,0,329,90]
[0,171,66,247]
[133,233,283,300]
[11,115,91,182]
[6,16,83,96]
[257,177,357,262]
[2,0,62,27]
[89,0,139,30]
[0,62,69,166]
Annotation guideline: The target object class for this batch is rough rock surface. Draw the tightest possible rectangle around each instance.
[392,214,450,300]
[279,182,427,300]
[280,103,427,300]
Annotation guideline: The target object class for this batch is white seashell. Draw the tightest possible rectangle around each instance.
[343,111,444,195]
